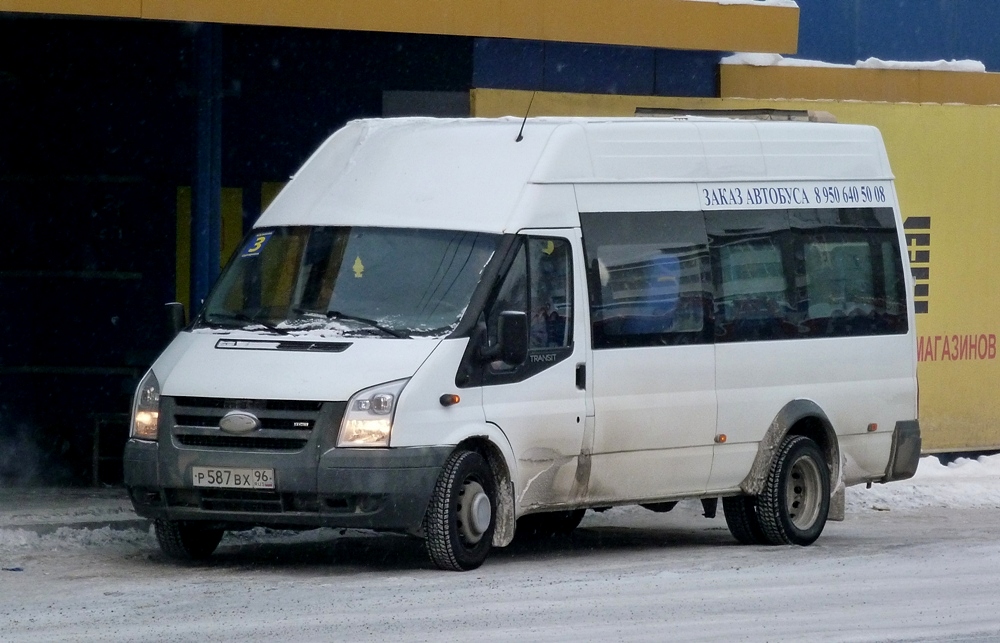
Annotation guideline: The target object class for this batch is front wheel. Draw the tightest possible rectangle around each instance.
[757,435,830,546]
[424,450,498,571]
[154,519,224,561]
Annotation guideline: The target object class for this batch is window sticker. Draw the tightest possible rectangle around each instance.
[353,256,365,278]
[241,232,273,257]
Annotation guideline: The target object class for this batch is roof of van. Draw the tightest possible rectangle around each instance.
[256,116,894,233]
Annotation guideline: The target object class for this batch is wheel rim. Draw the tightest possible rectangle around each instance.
[457,479,492,545]
[785,454,823,530]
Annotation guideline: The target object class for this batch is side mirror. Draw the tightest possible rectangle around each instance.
[497,311,528,366]
[165,302,187,338]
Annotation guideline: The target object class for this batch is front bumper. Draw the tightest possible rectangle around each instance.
[883,420,921,482]
[124,439,451,532]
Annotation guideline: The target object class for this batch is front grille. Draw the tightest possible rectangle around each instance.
[175,415,314,431]
[176,435,308,451]
[173,397,323,412]
[165,396,346,453]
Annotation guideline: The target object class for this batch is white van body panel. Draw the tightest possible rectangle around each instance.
[712,334,915,489]
[575,183,702,213]
[588,345,717,502]
[259,118,565,232]
[755,124,891,180]
[388,338,486,448]
[259,118,895,234]
[155,331,439,401]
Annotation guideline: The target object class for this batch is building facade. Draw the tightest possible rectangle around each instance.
[1,0,998,483]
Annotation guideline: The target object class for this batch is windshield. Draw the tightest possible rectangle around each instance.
[198,226,499,338]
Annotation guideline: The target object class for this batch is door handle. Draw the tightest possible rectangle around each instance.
[575,363,586,390]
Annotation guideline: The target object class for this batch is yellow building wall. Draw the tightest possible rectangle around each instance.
[473,89,1000,452]
[0,0,798,53]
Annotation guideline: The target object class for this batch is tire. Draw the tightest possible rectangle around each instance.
[154,519,224,561]
[515,509,586,540]
[757,435,830,546]
[722,495,769,545]
[424,450,498,571]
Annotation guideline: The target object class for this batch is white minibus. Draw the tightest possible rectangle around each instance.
[125,117,920,570]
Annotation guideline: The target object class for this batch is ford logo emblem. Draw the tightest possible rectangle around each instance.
[219,410,261,434]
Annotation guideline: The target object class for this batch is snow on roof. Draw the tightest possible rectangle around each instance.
[723,52,986,73]
[258,116,891,234]
[685,0,798,7]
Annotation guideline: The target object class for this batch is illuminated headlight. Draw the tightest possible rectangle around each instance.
[338,379,408,448]
[131,370,161,441]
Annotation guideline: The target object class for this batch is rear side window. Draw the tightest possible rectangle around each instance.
[791,207,908,338]
[581,206,907,349]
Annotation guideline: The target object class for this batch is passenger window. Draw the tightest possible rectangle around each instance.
[716,238,792,340]
[581,212,711,349]
[804,240,874,320]
[793,207,908,337]
[707,210,794,342]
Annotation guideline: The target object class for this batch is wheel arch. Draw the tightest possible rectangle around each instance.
[739,399,841,499]
[448,429,517,548]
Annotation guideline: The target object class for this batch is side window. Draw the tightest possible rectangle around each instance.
[793,207,908,337]
[528,238,573,349]
[803,239,874,321]
[707,210,794,342]
[487,244,527,350]
[581,212,711,349]
[486,236,573,376]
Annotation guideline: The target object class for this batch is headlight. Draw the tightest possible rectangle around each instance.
[338,379,408,448]
[131,370,161,441]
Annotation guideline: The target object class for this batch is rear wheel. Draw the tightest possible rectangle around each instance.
[757,435,830,546]
[154,519,224,561]
[515,509,586,540]
[424,450,498,571]
[722,495,769,545]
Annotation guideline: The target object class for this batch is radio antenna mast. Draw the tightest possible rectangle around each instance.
[515,92,536,142]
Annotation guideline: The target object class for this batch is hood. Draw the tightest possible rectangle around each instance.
[152,330,444,401]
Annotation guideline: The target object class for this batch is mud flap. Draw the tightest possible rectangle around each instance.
[883,420,921,483]
[828,484,845,521]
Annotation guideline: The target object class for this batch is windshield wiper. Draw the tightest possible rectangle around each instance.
[202,312,289,335]
[324,310,409,338]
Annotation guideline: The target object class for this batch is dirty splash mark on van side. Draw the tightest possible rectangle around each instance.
[516,448,582,511]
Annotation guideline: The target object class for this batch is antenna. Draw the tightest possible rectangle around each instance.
[515,91,536,142]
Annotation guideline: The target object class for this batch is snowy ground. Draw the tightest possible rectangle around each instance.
[2,455,1000,641]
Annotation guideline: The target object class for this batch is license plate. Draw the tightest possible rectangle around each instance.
[192,466,275,489]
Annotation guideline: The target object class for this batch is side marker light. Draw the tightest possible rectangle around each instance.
[867,423,878,432]
[715,434,727,444]
[440,394,460,407]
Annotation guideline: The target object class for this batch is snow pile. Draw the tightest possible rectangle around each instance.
[224,526,378,546]
[0,524,154,552]
[847,453,1000,511]
[722,52,986,73]
[0,524,385,556]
